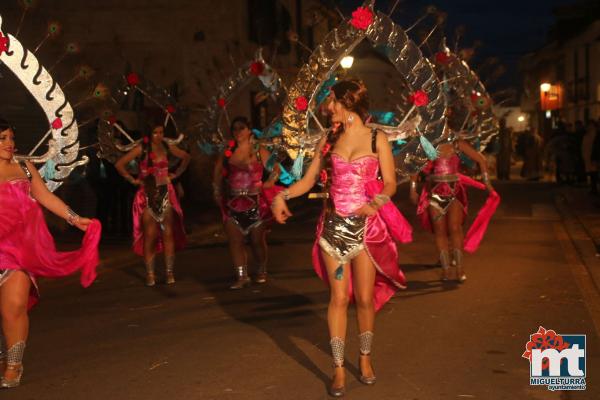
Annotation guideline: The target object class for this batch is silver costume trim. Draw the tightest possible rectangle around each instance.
[330,337,345,367]
[6,341,25,366]
[359,331,374,355]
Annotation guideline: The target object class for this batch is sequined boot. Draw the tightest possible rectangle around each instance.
[255,263,267,284]
[0,333,6,375]
[1,341,25,388]
[165,255,175,284]
[229,266,251,290]
[358,331,376,385]
[453,248,466,282]
[145,258,156,287]
[440,250,452,281]
[329,337,345,397]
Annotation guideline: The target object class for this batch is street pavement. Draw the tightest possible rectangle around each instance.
[6,181,600,400]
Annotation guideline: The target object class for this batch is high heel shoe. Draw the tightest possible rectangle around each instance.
[230,266,251,290]
[358,354,377,385]
[1,364,23,388]
[329,367,345,397]
[440,250,452,281]
[254,264,267,284]
[165,255,175,284]
[453,249,466,283]
[145,258,156,287]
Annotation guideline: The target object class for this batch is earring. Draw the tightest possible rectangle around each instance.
[347,114,354,124]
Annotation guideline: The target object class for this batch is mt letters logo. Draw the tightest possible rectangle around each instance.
[522,326,586,391]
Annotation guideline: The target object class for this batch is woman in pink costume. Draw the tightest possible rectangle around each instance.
[410,138,499,282]
[271,80,412,397]
[213,117,280,289]
[0,119,101,388]
[116,124,190,286]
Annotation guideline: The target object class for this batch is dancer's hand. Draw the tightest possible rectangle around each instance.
[74,217,93,232]
[356,203,378,217]
[271,196,292,223]
[409,188,419,205]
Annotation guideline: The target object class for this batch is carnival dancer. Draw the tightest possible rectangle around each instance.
[271,80,412,397]
[115,123,190,286]
[213,116,281,289]
[410,137,499,282]
[0,119,101,388]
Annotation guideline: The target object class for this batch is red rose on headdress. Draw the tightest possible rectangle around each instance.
[350,6,374,31]
[294,96,308,111]
[321,142,332,157]
[166,104,176,114]
[319,169,328,184]
[51,118,63,129]
[249,61,265,76]
[228,140,236,148]
[108,115,117,125]
[217,98,226,108]
[224,149,233,158]
[409,90,429,107]
[435,51,451,65]
[126,72,140,86]
[0,33,8,55]
[143,136,149,144]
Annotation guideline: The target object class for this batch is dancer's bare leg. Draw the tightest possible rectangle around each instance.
[0,271,30,381]
[352,250,376,379]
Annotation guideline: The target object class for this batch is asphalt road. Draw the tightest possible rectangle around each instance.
[7,181,600,400]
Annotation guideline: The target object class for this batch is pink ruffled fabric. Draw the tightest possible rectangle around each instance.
[132,183,186,256]
[0,180,101,308]
[416,159,500,253]
[311,155,411,312]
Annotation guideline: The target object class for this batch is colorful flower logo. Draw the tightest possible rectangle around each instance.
[522,326,570,370]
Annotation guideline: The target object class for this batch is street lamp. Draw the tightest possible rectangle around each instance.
[340,56,354,69]
[540,83,551,93]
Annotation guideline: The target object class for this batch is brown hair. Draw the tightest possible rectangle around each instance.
[321,78,370,211]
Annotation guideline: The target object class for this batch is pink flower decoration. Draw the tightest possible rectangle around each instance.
[217,98,226,108]
[51,118,63,129]
[409,90,429,107]
[228,140,236,148]
[435,52,451,65]
[126,72,140,86]
[224,149,233,158]
[147,167,156,174]
[249,61,265,76]
[294,96,308,112]
[166,104,176,114]
[321,142,332,156]
[319,169,328,184]
[350,6,373,31]
[0,33,8,55]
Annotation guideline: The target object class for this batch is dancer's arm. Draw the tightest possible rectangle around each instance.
[212,154,225,203]
[115,145,143,186]
[457,139,494,191]
[168,144,191,180]
[356,131,396,216]
[27,160,93,231]
[271,137,327,223]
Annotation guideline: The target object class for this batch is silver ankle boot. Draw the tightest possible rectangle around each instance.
[358,331,376,385]
[329,337,345,397]
[165,255,175,284]
[453,248,466,282]
[145,258,156,287]
[255,264,267,284]
[1,341,25,388]
[229,266,250,290]
[440,250,452,281]
[0,333,6,371]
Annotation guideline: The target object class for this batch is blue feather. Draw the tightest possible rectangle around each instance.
[278,165,294,185]
[420,135,438,161]
[291,151,304,179]
[266,120,283,137]
[252,128,264,139]
[370,111,396,125]
[43,159,56,181]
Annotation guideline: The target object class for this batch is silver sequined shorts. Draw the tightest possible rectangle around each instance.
[319,212,366,265]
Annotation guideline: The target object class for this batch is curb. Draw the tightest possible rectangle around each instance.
[554,193,600,294]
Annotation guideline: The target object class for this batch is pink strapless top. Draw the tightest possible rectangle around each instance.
[228,161,263,193]
[330,154,379,216]
[139,159,169,180]
[432,155,460,175]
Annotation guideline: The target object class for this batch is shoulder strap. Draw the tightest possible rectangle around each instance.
[18,161,32,181]
[371,129,377,153]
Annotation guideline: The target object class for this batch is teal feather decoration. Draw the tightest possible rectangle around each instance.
[291,151,304,179]
[419,135,438,161]
[278,165,294,185]
[43,159,56,180]
[252,128,264,139]
[335,265,344,280]
[99,160,107,179]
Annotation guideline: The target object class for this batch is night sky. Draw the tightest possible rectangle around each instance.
[335,0,577,95]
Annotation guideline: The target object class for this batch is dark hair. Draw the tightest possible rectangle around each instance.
[230,116,251,134]
[0,118,12,133]
[321,79,370,211]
